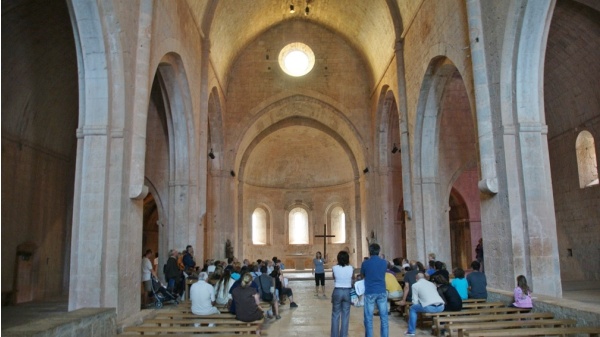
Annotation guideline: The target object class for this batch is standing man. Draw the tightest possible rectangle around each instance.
[405,273,445,336]
[475,239,484,272]
[183,245,196,273]
[165,249,182,296]
[141,249,156,305]
[361,243,388,337]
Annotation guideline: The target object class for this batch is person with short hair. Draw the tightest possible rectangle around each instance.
[451,268,468,300]
[141,249,156,305]
[467,260,487,299]
[405,273,445,336]
[164,249,182,296]
[361,243,388,337]
[331,250,354,337]
[430,261,450,281]
[190,272,221,315]
[399,261,419,304]
[257,265,280,319]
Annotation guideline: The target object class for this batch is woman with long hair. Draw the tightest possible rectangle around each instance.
[214,269,234,306]
[330,250,353,337]
[231,272,264,322]
[510,275,533,309]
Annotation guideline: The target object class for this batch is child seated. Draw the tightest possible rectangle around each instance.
[510,275,533,309]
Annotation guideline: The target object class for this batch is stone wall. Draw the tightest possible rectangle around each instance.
[488,288,600,327]
[2,308,116,337]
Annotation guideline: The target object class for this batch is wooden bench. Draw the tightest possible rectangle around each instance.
[448,319,576,337]
[153,312,235,319]
[123,317,264,335]
[460,302,504,309]
[123,325,261,335]
[463,298,486,304]
[463,326,600,337]
[428,306,533,333]
[432,312,555,337]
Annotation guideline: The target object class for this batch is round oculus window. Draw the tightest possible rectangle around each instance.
[278,42,315,77]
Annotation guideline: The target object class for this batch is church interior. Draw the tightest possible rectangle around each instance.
[2,0,599,335]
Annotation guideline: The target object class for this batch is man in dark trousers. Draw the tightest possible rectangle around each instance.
[361,243,388,337]
[164,248,182,296]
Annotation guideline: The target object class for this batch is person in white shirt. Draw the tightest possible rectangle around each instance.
[331,250,354,337]
[141,249,156,305]
[405,273,445,336]
[190,272,221,315]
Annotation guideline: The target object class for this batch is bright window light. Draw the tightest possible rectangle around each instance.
[279,42,315,77]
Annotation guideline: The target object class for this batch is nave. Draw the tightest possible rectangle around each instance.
[119,278,409,337]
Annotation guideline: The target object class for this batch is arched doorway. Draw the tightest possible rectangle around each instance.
[449,190,471,270]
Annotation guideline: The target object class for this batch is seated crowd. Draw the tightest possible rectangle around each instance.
[160,247,299,321]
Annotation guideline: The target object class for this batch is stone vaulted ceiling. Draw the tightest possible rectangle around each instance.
[185,0,401,86]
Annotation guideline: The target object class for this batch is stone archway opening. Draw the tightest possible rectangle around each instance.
[448,190,472,270]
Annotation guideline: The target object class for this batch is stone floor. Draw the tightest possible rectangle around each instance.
[2,273,600,336]
[240,277,413,337]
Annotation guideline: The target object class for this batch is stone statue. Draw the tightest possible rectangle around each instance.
[366,230,378,245]
[225,239,234,259]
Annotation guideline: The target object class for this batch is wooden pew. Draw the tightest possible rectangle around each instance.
[432,312,555,337]
[448,319,576,337]
[153,312,235,319]
[460,302,504,309]
[123,317,264,335]
[123,325,261,335]
[463,298,486,304]
[463,326,600,337]
[428,306,533,334]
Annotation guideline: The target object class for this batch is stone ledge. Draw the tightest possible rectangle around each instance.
[2,308,116,337]
[488,288,600,327]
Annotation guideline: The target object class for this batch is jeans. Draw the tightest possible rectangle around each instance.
[331,288,351,337]
[407,303,445,333]
[363,293,388,337]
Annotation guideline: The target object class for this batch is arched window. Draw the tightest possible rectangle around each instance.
[288,207,309,244]
[576,131,598,188]
[252,208,268,245]
[330,206,346,243]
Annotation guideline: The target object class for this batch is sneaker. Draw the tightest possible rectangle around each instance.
[404,331,415,336]
[276,315,281,319]
[290,302,298,308]
[208,323,216,327]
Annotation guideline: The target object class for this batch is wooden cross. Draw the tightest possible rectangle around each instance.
[314,224,335,261]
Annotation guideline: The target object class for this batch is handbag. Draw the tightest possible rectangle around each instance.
[257,276,274,301]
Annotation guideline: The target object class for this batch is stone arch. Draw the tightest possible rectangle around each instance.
[155,52,198,253]
[325,203,347,244]
[285,202,313,246]
[448,188,472,270]
[411,56,461,262]
[207,87,225,170]
[498,0,562,296]
[238,116,360,180]
[68,0,125,313]
[251,204,272,245]
[374,86,403,259]
[234,94,367,174]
